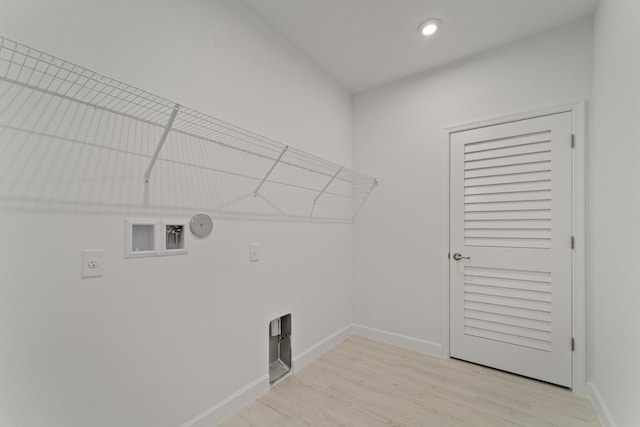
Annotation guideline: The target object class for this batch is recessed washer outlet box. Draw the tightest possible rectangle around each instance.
[164,221,188,255]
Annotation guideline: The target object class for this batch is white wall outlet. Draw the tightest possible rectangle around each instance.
[82,249,104,278]
[250,243,260,262]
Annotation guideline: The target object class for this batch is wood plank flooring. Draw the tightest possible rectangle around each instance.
[220,336,600,427]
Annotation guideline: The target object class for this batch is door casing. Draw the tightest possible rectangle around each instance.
[440,102,587,395]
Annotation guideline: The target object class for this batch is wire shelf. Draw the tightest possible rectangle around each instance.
[0,36,376,221]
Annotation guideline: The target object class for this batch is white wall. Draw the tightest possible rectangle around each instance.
[0,1,353,426]
[589,0,640,425]
[353,20,592,352]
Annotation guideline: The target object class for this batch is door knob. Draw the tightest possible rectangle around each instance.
[452,253,470,261]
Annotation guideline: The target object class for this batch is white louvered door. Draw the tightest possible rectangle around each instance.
[450,112,573,387]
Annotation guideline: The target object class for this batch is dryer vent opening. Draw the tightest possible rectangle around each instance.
[269,314,291,385]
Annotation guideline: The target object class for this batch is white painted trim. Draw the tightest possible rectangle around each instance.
[441,101,587,394]
[179,324,353,427]
[571,101,587,396]
[352,324,442,357]
[440,127,451,360]
[293,324,353,371]
[179,375,270,427]
[445,101,586,134]
[587,382,618,427]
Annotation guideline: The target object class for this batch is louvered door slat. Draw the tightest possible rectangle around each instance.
[464,283,551,302]
[464,301,552,322]
[464,318,552,343]
[465,141,551,161]
[465,180,550,195]
[464,310,551,332]
[465,170,551,186]
[464,327,551,352]
[464,229,552,241]
[464,200,551,212]
[464,275,551,293]
[464,219,551,229]
[465,210,551,220]
[464,266,550,281]
[464,131,550,153]
[465,190,550,204]
[465,151,552,170]
[464,162,551,178]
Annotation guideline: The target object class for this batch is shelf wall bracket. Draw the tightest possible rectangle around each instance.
[253,145,288,196]
[310,166,343,217]
[144,103,180,183]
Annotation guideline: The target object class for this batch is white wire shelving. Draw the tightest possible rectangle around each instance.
[0,36,377,222]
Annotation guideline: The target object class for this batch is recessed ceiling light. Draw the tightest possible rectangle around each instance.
[418,18,441,36]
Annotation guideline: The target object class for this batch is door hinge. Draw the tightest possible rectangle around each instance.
[448,252,450,259]
[571,337,575,351]
[571,236,575,249]
[571,134,575,148]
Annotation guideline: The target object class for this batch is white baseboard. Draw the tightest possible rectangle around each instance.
[587,382,617,427]
[293,324,354,372]
[351,324,442,357]
[178,323,442,426]
[179,375,269,427]
[179,324,353,427]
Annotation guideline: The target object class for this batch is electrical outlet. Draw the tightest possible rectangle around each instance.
[250,243,260,262]
[82,249,104,278]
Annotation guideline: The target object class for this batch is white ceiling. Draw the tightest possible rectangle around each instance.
[242,0,598,93]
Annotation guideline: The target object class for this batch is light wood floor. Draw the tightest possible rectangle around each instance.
[221,336,600,427]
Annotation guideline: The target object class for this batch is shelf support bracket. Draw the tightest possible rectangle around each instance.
[310,166,343,217]
[144,103,180,183]
[254,146,288,196]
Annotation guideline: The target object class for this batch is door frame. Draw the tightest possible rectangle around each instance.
[440,101,587,395]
